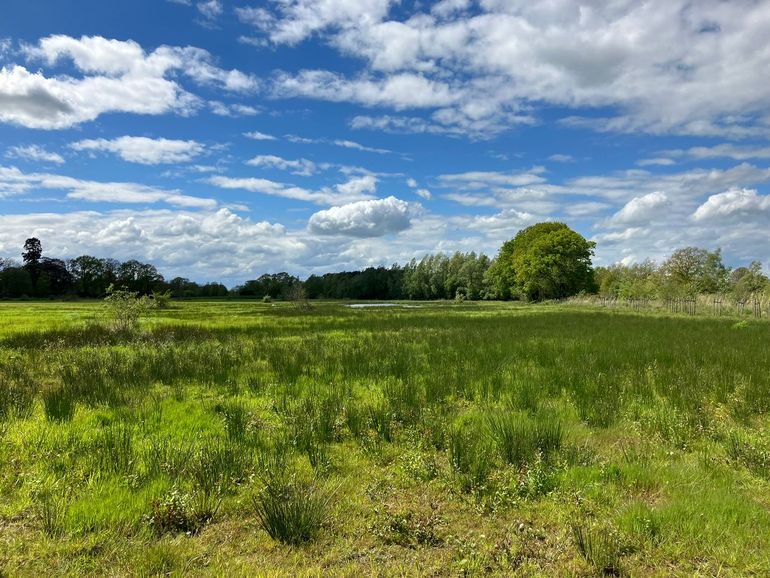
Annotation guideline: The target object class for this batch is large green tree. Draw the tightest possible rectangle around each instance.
[492,222,596,301]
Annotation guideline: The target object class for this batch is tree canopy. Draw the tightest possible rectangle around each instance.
[488,222,596,301]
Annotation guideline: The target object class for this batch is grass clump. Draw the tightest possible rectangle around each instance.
[572,522,627,576]
[252,474,334,545]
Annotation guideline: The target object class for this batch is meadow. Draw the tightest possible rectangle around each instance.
[1,300,770,576]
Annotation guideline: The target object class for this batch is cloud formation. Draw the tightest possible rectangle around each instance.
[308,196,411,237]
[0,35,257,129]
[71,136,204,164]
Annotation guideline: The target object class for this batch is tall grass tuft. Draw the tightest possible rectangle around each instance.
[572,523,625,575]
[252,475,334,545]
[42,384,76,422]
[447,420,494,492]
[486,412,563,467]
[93,423,135,475]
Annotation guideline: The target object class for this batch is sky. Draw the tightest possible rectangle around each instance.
[1,0,770,284]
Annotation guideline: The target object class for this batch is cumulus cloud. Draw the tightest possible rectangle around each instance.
[0,35,257,129]
[665,144,770,161]
[71,136,204,164]
[5,144,64,164]
[608,191,670,224]
[693,188,770,221]
[308,196,411,237]
[243,0,770,138]
[209,101,261,116]
[236,0,394,45]
[0,208,302,283]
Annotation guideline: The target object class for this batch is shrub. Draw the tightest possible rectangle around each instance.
[253,476,333,545]
[103,285,156,332]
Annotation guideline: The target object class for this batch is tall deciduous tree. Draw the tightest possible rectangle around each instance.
[493,222,596,301]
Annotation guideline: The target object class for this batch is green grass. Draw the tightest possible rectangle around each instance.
[1,300,770,575]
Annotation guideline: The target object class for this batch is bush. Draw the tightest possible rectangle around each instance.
[103,285,156,332]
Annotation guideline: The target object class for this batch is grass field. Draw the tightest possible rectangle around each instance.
[1,300,770,576]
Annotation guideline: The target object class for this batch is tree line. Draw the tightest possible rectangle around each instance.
[1,224,768,301]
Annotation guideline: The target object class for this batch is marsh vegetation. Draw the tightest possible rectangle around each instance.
[1,300,770,576]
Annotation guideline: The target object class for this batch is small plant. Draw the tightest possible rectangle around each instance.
[373,504,444,548]
[146,488,217,535]
[487,413,563,467]
[152,290,172,309]
[190,440,252,502]
[217,400,250,442]
[37,493,69,537]
[572,523,626,575]
[252,475,334,545]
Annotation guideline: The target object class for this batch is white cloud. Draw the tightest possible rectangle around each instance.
[244,130,276,141]
[308,196,411,237]
[207,173,376,204]
[236,0,395,45]
[71,136,204,164]
[5,144,64,164]
[272,70,457,109]
[666,144,770,161]
[332,139,392,154]
[0,164,217,208]
[637,158,676,167]
[0,208,302,283]
[335,174,378,197]
[608,191,669,225]
[693,188,770,221]
[197,0,222,20]
[209,101,261,116]
[548,154,573,162]
[246,155,320,176]
[247,0,770,138]
[416,188,432,200]
[0,35,257,129]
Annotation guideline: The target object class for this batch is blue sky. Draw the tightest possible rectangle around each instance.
[1,0,770,284]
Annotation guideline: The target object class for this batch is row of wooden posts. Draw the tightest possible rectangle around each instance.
[599,296,765,318]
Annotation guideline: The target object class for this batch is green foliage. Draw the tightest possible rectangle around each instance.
[103,285,156,332]
[492,222,596,301]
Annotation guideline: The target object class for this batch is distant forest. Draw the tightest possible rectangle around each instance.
[1,225,768,302]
